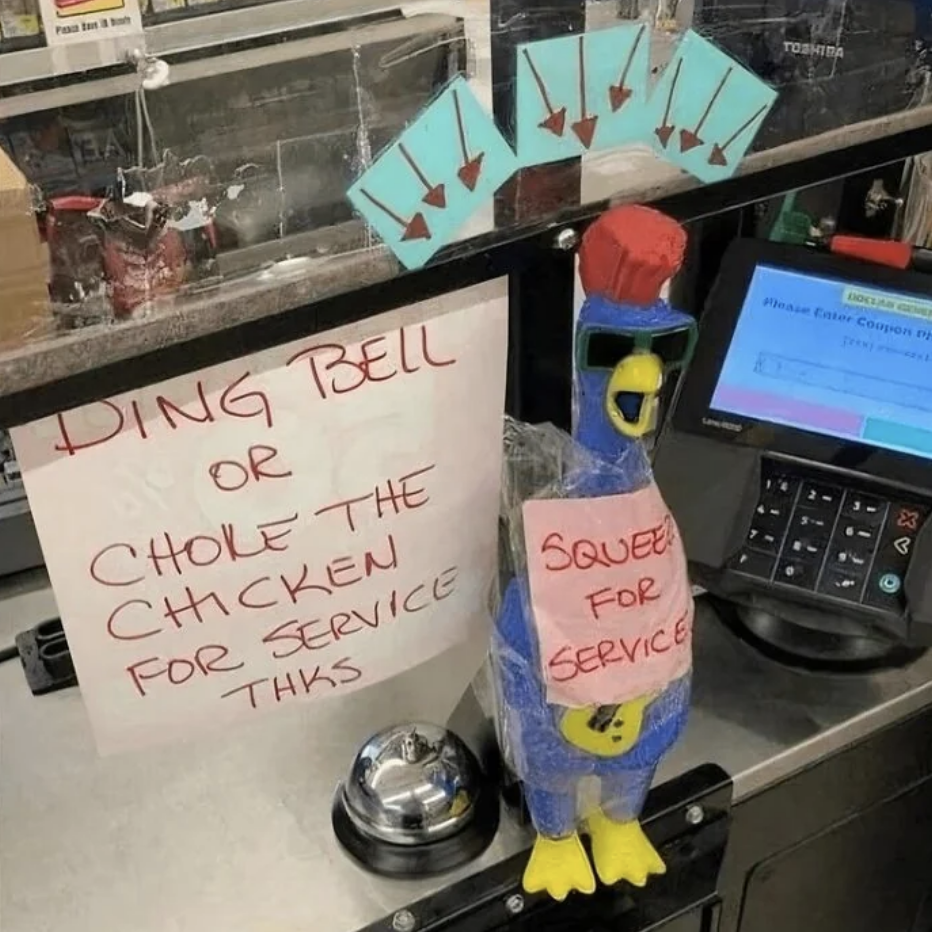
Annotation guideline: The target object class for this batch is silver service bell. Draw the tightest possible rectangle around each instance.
[332,723,499,877]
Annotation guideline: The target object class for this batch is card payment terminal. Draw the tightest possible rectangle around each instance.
[655,239,932,661]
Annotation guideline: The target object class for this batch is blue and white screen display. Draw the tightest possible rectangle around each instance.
[711,263,932,460]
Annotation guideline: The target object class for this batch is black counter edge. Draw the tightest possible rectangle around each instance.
[353,762,732,932]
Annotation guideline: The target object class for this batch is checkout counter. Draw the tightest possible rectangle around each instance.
[4,574,932,932]
[3,0,932,930]
[5,233,932,931]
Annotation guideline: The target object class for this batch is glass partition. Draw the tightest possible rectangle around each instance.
[0,0,928,393]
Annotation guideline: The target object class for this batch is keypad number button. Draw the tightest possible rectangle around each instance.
[792,509,832,535]
[838,521,879,546]
[829,547,870,570]
[818,568,865,602]
[762,474,800,502]
[753,500,790,526]
[800,481,843,513]
[842,492,885,525]
[747,524,781,554]
[775,558,818,591]
[731,549,777,580]
[785,535,824,563]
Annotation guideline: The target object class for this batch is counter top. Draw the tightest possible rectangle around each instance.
[2,572,932,932]
[3,102,932,413]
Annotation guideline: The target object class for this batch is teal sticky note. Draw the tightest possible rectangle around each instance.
[515,24,652,167]
[347,76,518,270]
[643,30,777,184]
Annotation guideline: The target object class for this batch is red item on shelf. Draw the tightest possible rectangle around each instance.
[90,198,187,317]
[828,235,912,270]
[45,195,105,306]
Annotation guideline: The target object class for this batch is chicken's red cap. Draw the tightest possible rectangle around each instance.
[579,204,687,306]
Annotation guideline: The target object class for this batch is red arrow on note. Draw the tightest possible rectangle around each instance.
[653,57,682,148]
[571,35,598,148]
[679,66,732,153]
[360,188,431,241]
[708,103,768,166]
[452,88,485,191]
[398,143,446,209]
[523,48,567,137]
[608,24,645,112]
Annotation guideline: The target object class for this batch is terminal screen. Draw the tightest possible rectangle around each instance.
[711,263,932,461]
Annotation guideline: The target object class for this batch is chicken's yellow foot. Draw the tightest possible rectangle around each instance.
[587,810,666,888]
[522,832,596,901]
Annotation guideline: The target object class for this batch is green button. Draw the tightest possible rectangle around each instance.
[879,573,901,595]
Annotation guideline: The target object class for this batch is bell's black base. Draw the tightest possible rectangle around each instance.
[331,783,500,878]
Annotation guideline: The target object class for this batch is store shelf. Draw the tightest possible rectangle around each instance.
[0,34,140,88]
[0,0,405,91]
[0,9,458,118]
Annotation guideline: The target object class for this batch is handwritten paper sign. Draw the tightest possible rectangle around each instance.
[522,482,693,707]
[515,24,652,167]
[644,29,777,184]
[348,76,519,270]
[12,280,508,753]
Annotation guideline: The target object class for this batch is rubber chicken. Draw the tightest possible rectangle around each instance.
[494,205,697,901]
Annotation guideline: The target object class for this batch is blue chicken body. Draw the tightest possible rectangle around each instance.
[494,295,693,838]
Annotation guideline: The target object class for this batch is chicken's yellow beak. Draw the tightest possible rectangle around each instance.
[604,352,664,439]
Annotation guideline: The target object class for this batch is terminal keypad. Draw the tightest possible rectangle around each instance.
[729,461,928,615]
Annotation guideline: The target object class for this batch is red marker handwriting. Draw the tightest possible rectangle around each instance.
[585,577,659,621]
[523,47,567,137]
[102,529,405,642]
[654,57,682,148]
[571,36,598,149]
[679,66,732,153]
[708,103,767,166]
[539,517,676,572]
[547,610,691,682]
[398,143,446,209]
[359,188,430,242]
[261,566,457,660]
[452,89,484,191]
[220,657,364,710]
[53,373,273,457]
[609,24,645,112]
[126,644,245,697]
[54,322,457,461]
[316,465,435,530]
[90,514,298,588]
[208,444,291,494]
[287,328,455,400]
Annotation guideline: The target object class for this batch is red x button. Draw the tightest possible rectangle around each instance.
[896,508,920,532]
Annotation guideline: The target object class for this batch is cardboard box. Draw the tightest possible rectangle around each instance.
[0,150,51,349]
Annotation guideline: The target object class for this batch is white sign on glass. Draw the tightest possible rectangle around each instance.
[12,279,508,753]
[36,0,143,51]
